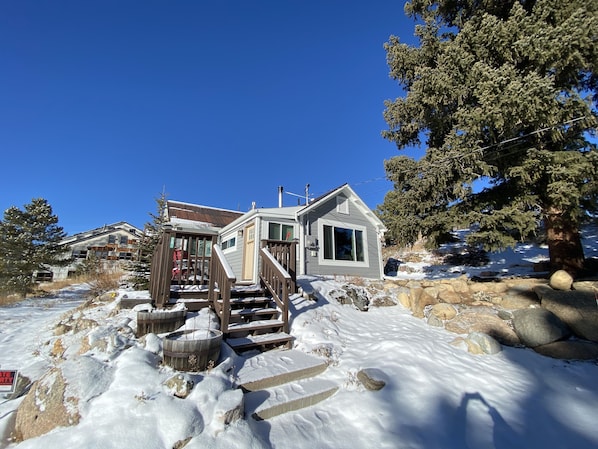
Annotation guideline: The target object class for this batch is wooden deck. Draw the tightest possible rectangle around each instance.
[149,228,297,352]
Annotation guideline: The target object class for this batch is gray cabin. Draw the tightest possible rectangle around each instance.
[218,184,387,282]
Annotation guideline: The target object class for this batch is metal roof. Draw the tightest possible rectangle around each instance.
[167,201,244,228]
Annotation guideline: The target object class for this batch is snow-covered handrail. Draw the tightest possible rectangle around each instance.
[209,244,236,333]
[259,247,290,334]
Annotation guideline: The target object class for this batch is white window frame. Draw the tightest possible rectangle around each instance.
[317,218,369,267]
[221,233,237,253]
[267,222,296,241]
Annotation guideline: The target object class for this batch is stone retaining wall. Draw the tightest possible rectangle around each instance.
[376,273,598,360]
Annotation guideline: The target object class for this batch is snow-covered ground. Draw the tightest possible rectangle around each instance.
[387,225,598,280]
[1,231,598,449]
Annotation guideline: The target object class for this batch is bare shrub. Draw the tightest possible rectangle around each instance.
[0,294,22,307]
[87,270,123,298]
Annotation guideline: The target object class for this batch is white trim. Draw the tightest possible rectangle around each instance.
[297,184,386,233]
[317,218,369,267]
[267,221,297,241]
[221,232,238,254]
[299,215,306,275]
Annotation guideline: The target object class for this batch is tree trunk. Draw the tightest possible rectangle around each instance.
[544,210,585,276]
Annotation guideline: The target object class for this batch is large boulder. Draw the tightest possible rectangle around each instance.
[572,280,598,292]
[14,369,80,441]
[498,295,540,310]
[549,270,573,291]
[438,288,464,304]
[512,308,571,347]
[533,340,598,360]
[410,287,438,318]
[329,285,370,311]
[430,303,458,321]
[534,286,598,342]
[445,309,520,346]
[14,356,111,442]
[449,332,502,355]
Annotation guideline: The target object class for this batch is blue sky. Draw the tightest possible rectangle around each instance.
[0,1,421,235]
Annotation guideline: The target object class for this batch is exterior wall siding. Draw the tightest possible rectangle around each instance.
[303,194,382,279]
[222,232,244,279]
[223,216,299,282]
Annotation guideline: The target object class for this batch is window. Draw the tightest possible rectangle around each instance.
[72,249,88,259]
[320,219,367,266]
[35,271,53,282]
[120,236,128,245]
[221,236,236,251]
[108,235,116,244]
[95,250,109,259]
[119,252,133,260]
[268,223,294,241]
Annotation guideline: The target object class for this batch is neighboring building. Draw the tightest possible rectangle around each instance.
[50,222,143,281]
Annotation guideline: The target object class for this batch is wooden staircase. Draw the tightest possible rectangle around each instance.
[149,232,296,352]
[222,286,293,352]
[210,245,294,353]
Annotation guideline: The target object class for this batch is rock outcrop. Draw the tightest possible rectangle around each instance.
[382,275,598,360]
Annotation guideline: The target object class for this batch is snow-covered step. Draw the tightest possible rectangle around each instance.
[236,349,328,391]
[244,377,338,420]
[226,332,293,352]
[175,298,210,311]
[227,319,284,334]
[230,307,279,319]
[220,296,273,307]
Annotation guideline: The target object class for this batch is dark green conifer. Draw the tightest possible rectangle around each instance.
[379,0,598,273]
[0,198,68,296]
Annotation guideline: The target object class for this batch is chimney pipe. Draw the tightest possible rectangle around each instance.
[278,186,284,208]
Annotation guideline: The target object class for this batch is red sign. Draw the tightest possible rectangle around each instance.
[0,370,17,393]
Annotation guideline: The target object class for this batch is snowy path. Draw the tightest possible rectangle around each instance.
[0,286,87,380]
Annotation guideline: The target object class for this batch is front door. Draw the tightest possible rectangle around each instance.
[242,222,255,281]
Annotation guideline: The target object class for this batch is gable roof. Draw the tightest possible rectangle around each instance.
[218,184,386,235]
[166,200,244,229]
[61,222,143,245]
[297,184,386,232]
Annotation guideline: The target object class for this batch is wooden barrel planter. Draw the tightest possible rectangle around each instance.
[163,329,223,372]
[136,310,187,336]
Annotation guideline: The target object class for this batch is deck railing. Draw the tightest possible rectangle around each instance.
[149,228,217,308]
[209,244,236,333]
[261,239,297,293]
[259,247,291,334]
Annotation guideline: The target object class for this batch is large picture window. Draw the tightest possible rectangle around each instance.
[320,219,367,266]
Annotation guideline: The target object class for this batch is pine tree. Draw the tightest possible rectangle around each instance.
[128,193,168,289]
[379,0,598,274]
[0,198,68,297]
